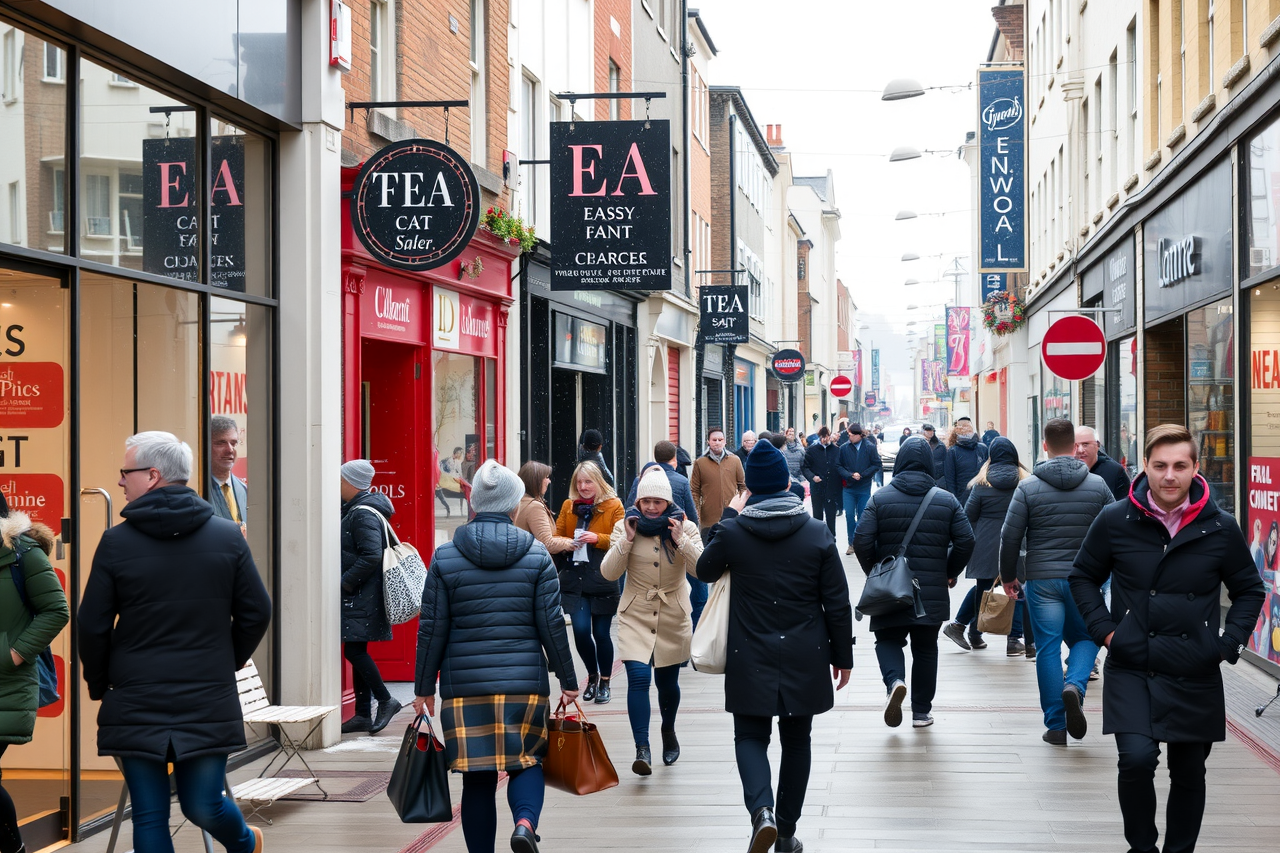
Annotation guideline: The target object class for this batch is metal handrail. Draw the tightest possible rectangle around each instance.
[79,488,113,530]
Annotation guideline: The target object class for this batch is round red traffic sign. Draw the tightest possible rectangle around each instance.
[829,374,854,397]
[1042,315,1106,380]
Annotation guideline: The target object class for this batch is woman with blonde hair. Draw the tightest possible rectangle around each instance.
[513,462,576,555]
[943,418,988,505]
[942,437,1034,656]
[554,461,625,703]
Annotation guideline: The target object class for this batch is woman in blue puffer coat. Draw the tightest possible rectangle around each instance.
[943,419,989,505]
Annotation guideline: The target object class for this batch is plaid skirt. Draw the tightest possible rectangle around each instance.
[440,694,550,773]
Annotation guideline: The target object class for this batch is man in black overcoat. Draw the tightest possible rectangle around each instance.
[1071,424,1264,853]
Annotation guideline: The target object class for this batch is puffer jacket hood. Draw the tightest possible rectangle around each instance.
[892,438,938,494]
[986,464,1022,491]
[987,436,1020,467]
[734,510,810,541]
[0,512,55,556]
[453,513,536,568]
[1033,455,1091,491]
[120,485,215,539]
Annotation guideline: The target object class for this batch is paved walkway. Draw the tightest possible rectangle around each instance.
[74,518,1280,853]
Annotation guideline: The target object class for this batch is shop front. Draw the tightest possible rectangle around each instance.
[1081,235,1139,476]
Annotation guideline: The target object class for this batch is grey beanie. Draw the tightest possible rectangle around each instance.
[340,459,376,491]
[469,460,525,514]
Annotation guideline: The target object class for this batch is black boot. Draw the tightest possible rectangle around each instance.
[632,745,652,776]
[582,674,599,702]
[775,836,803,853]
[594,677,612,704]
[748,806,778,853]
[341,715,372,734]
[368,698,403,735]
[661,727,680,766]
[510,822,540,853]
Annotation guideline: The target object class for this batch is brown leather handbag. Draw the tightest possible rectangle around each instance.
[543,699,619,795]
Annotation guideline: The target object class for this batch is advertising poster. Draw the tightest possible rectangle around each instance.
[871,348,880,391]
[850,350,861,388]
[977,66,1026,272]
[947,306,971,376]
[1248,457,1280,662]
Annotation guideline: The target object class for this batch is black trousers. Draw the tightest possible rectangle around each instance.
[344,641,392,718]
[873,624,941,715]
[732,714,813,839]
[1115,733,1213,853]
[811,492,839,535]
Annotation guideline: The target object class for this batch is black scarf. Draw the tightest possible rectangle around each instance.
[572,499,595,528]
[625,503,686,562]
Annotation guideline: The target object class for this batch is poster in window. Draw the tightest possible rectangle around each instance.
[1247,457,1280,663]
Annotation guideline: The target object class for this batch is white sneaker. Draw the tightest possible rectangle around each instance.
[884,680,907,728]
[912,713,934,728]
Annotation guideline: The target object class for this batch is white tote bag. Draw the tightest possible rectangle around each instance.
[690,572,731,674]
[356,506,429,625]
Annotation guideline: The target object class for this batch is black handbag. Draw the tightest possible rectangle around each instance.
[387,714,453,823]
[855,488,937,619]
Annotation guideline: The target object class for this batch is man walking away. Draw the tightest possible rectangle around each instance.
[836,423,881,555]
[626,440,699,524]
[801,427,842,534]
[1071,424,1263,853]
[921,423,947,485]
[999,417,1113,746]
[1075,425,1131,501]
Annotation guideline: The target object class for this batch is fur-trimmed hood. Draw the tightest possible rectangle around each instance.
[0,512,55,555]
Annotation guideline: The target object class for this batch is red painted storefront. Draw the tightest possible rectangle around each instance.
[340,166,519,713]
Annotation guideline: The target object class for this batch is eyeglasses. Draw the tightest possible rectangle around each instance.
[119,467,154,478]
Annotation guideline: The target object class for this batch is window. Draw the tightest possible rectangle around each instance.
[1082,97,1090,218]
[1178,0,1186,126]
[369,0,394,101]
[1147,0,1160,153]
[1128,20,1138,175]
[43,42,63,82]
[84,174,111,236]
[2,29,16,102]
[7,182,19,244]
[470,0,487,166]
[1094,76,1103,206]
[119,172,143,251]
[657,0,667,35]
[521,75,537,227]
[1109,52,1119,189]
[1187,298,1234,515]
[110,72,136,87]
[608,61,620,120]
[50,169,64,233]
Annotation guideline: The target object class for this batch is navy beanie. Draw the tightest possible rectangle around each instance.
[743,438,791,495]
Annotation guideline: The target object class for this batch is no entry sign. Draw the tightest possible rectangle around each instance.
[1042,315,1106,380]
[830,375,853,397]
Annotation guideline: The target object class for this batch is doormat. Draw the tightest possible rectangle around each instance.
[276,770,392,802]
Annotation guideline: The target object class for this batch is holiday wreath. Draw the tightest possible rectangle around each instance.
[982,290,1026,336]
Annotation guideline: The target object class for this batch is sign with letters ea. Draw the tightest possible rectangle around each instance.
[351,139,481,271]
[550,119,671,291]
[699,285,748,344]
[978,67,1026,272]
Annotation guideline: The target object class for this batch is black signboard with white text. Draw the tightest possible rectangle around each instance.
[550,120,670,291]
[351,139,480,271]
[771,349,807,383]
[143,136,246,290]
[700,285,748,344]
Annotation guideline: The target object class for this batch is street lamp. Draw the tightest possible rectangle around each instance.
[881,79,973,101]
[888,146,951,162]
[895,210,966,221]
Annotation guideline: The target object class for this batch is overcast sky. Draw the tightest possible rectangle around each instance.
[693,0,998,415]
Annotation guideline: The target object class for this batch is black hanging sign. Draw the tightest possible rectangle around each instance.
[771,349,807,383]
[143,136,247,290]
[699,285,749,344]
[550,119,671,291]
[350,139,480,271]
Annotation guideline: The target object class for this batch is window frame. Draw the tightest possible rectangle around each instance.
[470,0,487,168]
[2,29,16,103]
[43,41,64,83]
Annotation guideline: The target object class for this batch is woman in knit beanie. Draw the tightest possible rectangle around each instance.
[601,467,704,775]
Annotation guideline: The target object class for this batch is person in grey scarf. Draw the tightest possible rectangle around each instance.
[780,427,807,502]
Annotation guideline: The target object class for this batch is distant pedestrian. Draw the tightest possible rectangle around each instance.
[554,461,625,704]
[697,439,853,853]
[514,461,578,555]
[602,468,703,775]
[1074,425,1131,501]
[0,493,68,853]
[625,441,699,524]
[690,427,746,538]
[79,432,270,853]
[866,429,884,487]
[780,427,808,501]
[837,423,881,554]
[898,427,914,446]
[413,460,579,853]
[801,427,842,534]
[854,437,974,729]
[577,428,614,487]
[921,423,947,484]
[981,421,1000,445]
[940,437,1033,656]
[734,430,758,463]
[674,445,693,479]
[339,459,402,735]
[999,418,1113,746]
[1070,424,1264,853]
[943,419,988,505]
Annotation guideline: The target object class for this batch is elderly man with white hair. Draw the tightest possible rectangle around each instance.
[1074,425,1131,501]
[734,430,757,464]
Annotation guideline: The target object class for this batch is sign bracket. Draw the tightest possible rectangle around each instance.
[552,91,667,130]
[345,100,471,143]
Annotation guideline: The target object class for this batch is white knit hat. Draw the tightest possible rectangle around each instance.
[469,460,525,514]
[635,466,673,505]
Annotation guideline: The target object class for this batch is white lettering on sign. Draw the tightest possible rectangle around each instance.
[982,97,1023,131]
[373,172,456,208]
[461,305,490,339]
[374,285,411,323]
[1158,237,1200,288]
[702,291,744,313]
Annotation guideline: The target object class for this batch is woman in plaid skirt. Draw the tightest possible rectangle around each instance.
[414,461,579,853]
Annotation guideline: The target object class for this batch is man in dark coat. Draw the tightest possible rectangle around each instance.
[578,428,614,487]
[697,439,853,853]
[800,427,842,534]
[921,423,947,483]
[79,431,270,853]
[1000,418,1114,746]
[339,459,401,734]
[734,430,757,463]
[1070,424,1263,853]
[854,437,975,728]
[943,423,988,505]
[837,423,882,555]
[1074,425,1132,501]
[625,440,699,524]
[981,421,1000,445]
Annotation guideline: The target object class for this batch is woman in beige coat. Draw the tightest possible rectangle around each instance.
[602,467,703,776]
[513,462,577,555]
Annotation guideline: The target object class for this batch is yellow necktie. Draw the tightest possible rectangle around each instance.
[222,481,241,524]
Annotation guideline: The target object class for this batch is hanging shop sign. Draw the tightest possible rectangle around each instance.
[549,119,671,292]
[351,139,481,272]
[770,349,806,383]
[1143,158,1232,325]
[871,349,881,392]
[863,391,876,407]
[699,285,749,344]
[977,67,1026,272]
[946,307,971,377]
[143,136,246,290]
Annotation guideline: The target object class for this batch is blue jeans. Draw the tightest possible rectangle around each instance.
[622,661,681,746]
[1023,578,1099,731]
[688,577,708,630]
[569,597,614,677]
[842,486,871,546]
[119,754,253,853]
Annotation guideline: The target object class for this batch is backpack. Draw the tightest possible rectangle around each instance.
[10,542,59,708]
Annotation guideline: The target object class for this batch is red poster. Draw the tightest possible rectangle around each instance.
[361,276,425,345]
[850,351,861,387]
[946,307,971,377]
[1247,457,1280,662]
[0,473,64,527]
[0,363,64,428]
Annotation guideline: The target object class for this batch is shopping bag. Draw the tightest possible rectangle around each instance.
[543,700,619,796]
[356,505,429,625]
[690,572,730,673]
[976,584,1017,634]
[386,714,452,822]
